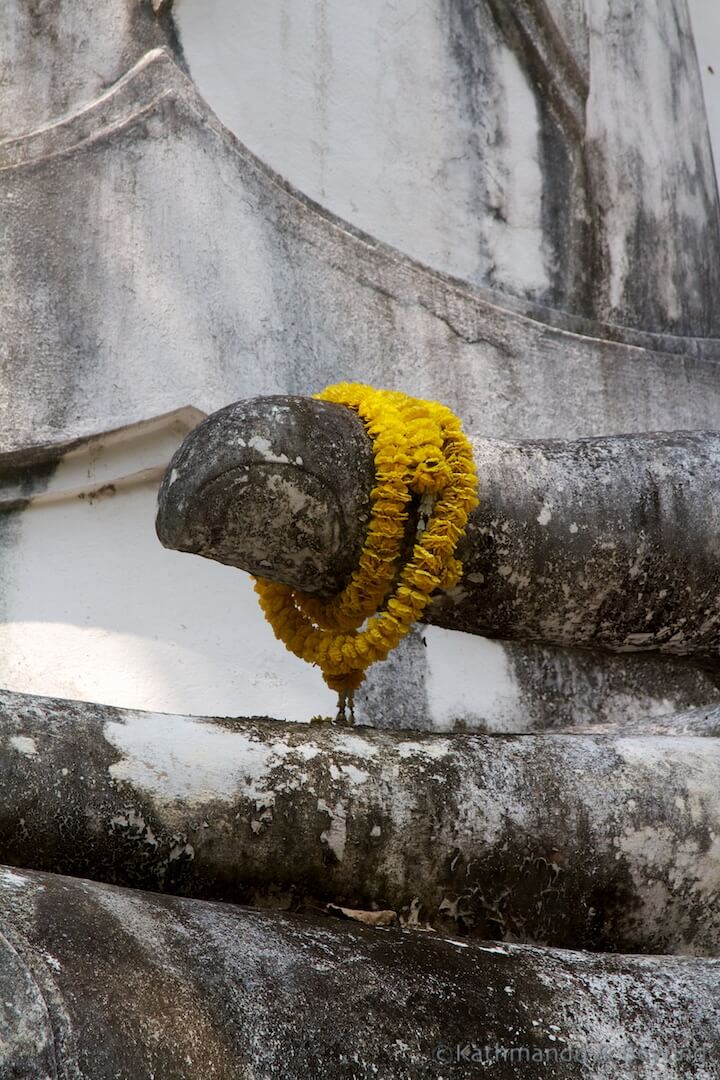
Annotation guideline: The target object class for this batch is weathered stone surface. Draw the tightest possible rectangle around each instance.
[2,17,720,731]
[547,702,720,737]
[448,431,720,660]
[158,398,720,663]
[156,396,374,592]
[1,689,720,956]
[174,0,720,336]
[0,862,719,1079]
[2,46,720,462]
[2,8,720,1076]
[0,1,179,143]
[357,631,720,734]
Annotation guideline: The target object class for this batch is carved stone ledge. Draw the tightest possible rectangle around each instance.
[1,689,719,955]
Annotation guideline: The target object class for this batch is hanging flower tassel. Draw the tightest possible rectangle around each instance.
[253,383,479,722]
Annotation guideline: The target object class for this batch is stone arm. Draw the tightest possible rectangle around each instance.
[157,396,720,663]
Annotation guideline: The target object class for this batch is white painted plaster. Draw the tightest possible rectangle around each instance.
[9,736,38,758]
[689,0,720,180]
[173,0,720,338]
[246,436,290,466]
[172,0,548,297]
[317,798,348,862]
[0,432,337,722]
[586,0,718,326]
[0,869,30,889]
[327,734,380,760]
[537,504,553,526]
[33,410,206,505]
[105,712,292,805]
[484,43,548,295]
[396,739,452,761]
[424,629,519,732]
[339,764,369,786]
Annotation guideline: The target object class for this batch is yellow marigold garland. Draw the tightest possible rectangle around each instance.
[253,383,479,715]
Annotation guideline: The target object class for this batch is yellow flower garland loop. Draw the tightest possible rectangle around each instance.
[253,383,479,715]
